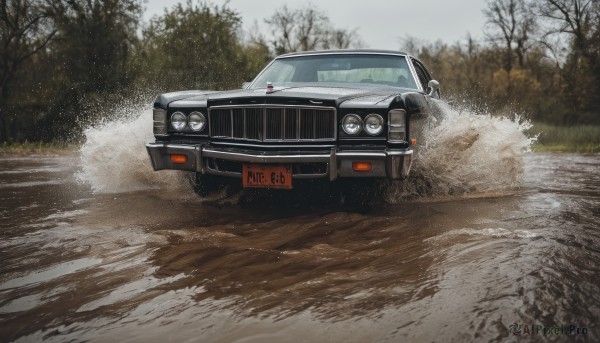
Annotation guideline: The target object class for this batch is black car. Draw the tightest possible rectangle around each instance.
[146,49,442,194]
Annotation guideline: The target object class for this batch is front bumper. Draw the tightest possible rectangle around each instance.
[146,143,412,180]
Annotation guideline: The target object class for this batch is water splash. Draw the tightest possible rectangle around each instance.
[77,102,534,199]
[383,103,535,202]
[77,106,186,193]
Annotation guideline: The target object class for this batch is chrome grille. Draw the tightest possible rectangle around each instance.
[209,105,336,142]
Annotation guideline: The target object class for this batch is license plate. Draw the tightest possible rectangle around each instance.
[242,164,292,189]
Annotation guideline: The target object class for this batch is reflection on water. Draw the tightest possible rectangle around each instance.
[0,153,599,342]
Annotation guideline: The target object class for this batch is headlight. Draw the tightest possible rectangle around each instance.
[170,112,187,131]
[188,111,206,132]
[153,108,167,136]
[342,114,363,135]
[364,114,383,135]
[388,109,406,142]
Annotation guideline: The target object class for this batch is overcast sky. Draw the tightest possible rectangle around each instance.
[143,0,489,50]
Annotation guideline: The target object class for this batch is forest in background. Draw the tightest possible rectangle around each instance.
[1,0,599,146]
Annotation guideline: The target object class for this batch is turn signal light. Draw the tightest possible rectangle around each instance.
[352,162,372,172]
[170,154,187,164]
[411,138,417,145]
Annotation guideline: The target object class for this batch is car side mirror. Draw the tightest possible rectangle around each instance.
[427,80,440,97]
[241,82,250,89]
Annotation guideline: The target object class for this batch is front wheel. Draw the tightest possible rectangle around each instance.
[189,173,233,197]
[337,179,381,211]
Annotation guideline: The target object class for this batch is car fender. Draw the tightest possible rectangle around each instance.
[400,92,430,119]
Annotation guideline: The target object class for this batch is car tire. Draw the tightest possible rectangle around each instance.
[190,173,227,197]
[338,179,380,211]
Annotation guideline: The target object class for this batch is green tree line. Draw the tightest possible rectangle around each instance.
[0,0,598,143]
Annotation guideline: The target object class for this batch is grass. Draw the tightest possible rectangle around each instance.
[0,141,77,156]
[529,123,600,153]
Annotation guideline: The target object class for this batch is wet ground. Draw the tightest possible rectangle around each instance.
[0,153,598,342]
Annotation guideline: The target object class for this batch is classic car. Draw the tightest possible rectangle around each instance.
[146,49,442,196]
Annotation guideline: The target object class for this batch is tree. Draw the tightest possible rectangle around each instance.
[484,0,537,71]
[537,0,600,123]
[23,0,144,141]
[0,0,57,141]
[324,28,362,50]
[46,0,142,93]
[136,1,265,91]
[0,0,55,101]
[264,4,362,55]
[538,0,596,56]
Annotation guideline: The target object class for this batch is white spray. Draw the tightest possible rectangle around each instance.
[78,102,534,199]
[78,106,186,193]
[383,103,535,201]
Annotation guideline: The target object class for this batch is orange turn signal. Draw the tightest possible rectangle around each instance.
[352,161,372,172]
[170,154,187,164]
[411,138,417,145]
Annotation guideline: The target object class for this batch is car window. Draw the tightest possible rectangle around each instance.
[317,67,412,84]
[411,59,430,93]
[260,62,295,83]
[252,54,419,89]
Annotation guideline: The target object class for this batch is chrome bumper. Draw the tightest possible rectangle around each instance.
[146,143,412,180]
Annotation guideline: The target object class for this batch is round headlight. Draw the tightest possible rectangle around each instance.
[188,111,206,132]
[364,114,384,135]
[342,114,363,135]
[171,112,187,131]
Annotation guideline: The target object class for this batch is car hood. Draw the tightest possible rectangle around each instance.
[163,85,419,109]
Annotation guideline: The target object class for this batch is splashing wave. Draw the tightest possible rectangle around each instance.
[77,107,186,193]
[77,103,534,199]
[383,103,535,201]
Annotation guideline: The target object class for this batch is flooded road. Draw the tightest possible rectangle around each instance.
[0,153,599,342]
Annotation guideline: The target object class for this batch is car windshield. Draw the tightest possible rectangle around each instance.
[250,54,419,89]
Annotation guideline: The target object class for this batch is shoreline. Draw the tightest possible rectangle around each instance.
[0,142,78,157]
[531,144,600,153]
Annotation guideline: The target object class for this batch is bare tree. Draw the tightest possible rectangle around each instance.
[295,6,328,51]
[265,4,363,54]
[484,0,537,71]
[264,5,297,54]
[324,28,363,50]
[398,35,423,56]
[536,0,600,121]
[537,0,597,59]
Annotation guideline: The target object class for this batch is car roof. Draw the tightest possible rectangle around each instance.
[277,49,413,59]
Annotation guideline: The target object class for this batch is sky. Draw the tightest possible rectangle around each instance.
[143,0,489,51]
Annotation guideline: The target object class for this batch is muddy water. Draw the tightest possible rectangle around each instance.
[0,153,598,342]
